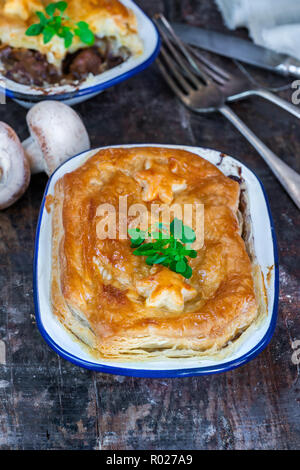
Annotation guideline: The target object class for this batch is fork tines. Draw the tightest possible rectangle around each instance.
[154,14,207,97]
[154,14,233,90]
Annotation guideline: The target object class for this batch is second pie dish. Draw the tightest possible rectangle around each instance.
[0,0,160,107]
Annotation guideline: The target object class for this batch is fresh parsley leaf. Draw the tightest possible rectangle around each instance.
[45,3,58,17]
[43,26,56,44]
[76,21,90,30]
[61,28,74,48]
[128,228,145,240]
[133,244,156,255]
[130,239,143,248]
[46,1,67,17]
[185,249,197,258]
[170,217,182,238]
[25,23,44,36]
[75,26,95,46]
[181,225,196,243]
[52,15,62,28]
[170,217,196,243]
[146,254,162,265]
[182,264,193,279]
[25,1,94,48]
[169,260,178,272]
[153,256,168,264]
[35,11,48,26]
[176,259,187,273]
[55,1,68,13]
[128,228,147,247]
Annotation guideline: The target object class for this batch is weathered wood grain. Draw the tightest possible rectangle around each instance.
[0,0,299,450]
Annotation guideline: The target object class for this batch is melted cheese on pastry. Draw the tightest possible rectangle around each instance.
[135,160,187,204]
[50,147,259,360]
[0,0,143,69]
[136,268,197,312]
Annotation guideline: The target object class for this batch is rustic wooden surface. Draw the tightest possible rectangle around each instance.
[0,0,299,450]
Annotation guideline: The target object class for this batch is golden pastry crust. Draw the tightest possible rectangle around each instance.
[0,0,143,69]
[50,147,259,360]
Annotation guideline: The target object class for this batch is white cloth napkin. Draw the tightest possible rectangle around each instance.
[215,0,300,60]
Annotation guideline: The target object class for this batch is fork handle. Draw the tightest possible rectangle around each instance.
[219,104,300,209]
[247,89,300,119]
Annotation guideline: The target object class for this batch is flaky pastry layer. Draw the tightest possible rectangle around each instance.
[50,147,260,361]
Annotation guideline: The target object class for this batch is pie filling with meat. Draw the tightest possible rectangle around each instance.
[50,147,262,361]
[0,0,143,87]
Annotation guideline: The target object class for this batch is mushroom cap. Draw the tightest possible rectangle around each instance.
[0,122,30,210]
[26,101,91,176]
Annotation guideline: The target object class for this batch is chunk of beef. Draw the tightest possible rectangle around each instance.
[0,46,60,86]
[68,47,103,79]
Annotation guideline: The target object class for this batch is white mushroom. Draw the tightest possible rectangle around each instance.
[22,101,91,176]
[0,122,30,210]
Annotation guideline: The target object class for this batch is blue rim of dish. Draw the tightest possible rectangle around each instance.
[0,3,161,102]
[33,146,279,378]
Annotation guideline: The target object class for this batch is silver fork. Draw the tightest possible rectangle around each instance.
[184,45,300,119]
[154,15,300,210]
[171,21,300,119]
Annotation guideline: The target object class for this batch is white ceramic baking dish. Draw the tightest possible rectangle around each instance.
[0,1,160,108]
[33,144,279,377]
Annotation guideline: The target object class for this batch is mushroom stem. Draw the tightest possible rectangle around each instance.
[22,101,91,176]
[22,136,45,174]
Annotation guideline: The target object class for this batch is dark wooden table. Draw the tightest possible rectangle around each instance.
[0,0,299,450]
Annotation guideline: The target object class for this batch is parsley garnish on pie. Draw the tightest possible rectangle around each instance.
[128,218,197,279]
[25,1,95,48]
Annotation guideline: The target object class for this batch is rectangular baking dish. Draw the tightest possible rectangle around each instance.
[33,144,279,377]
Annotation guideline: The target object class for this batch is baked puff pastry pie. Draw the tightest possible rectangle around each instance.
[50,147,261,361]
[0,0,143,86]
